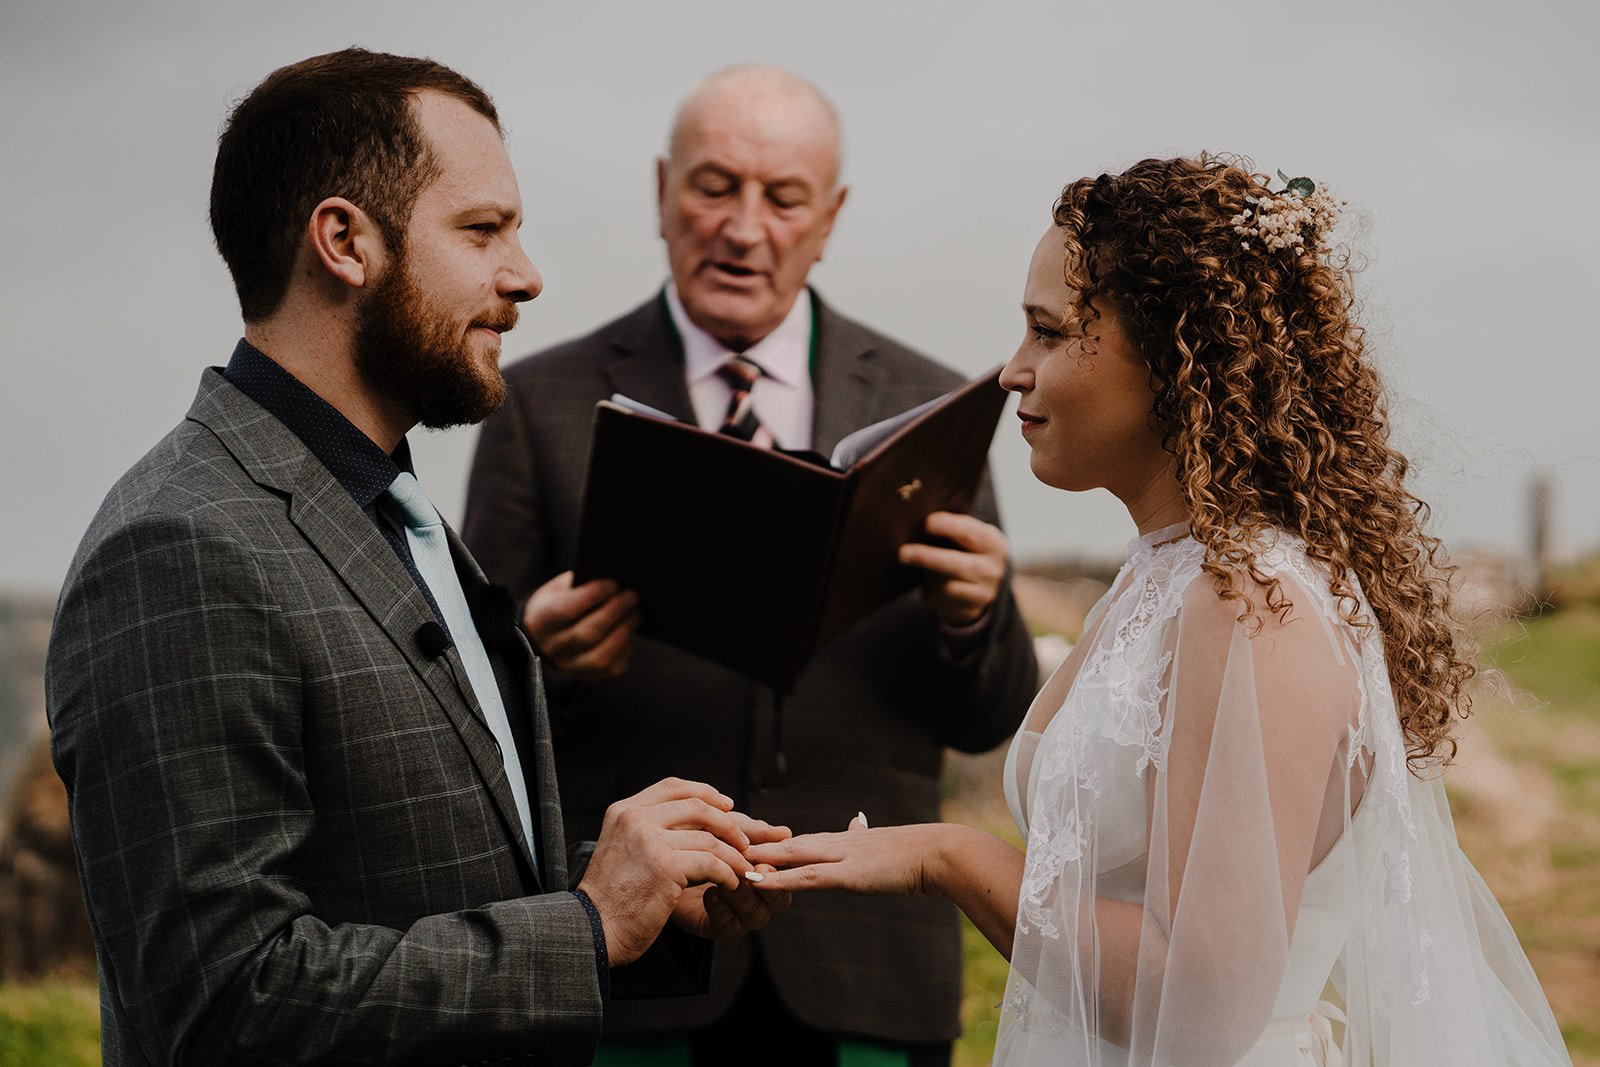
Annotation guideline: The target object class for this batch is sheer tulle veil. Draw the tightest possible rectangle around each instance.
[995,523,1569,1066]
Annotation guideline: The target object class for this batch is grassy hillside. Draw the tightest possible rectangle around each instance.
[2,609,1591,1065]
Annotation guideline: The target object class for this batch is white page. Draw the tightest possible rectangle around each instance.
[606,393,681,422]
[828,393,944,469]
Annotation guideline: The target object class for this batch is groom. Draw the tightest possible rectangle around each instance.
[45,48,785,1066]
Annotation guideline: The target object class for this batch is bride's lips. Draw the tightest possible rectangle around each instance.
[1017,410,1046,438]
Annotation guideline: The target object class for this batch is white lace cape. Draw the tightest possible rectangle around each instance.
[995,526,1569,1066]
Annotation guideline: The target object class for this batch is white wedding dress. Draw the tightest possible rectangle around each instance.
[996,523,1570,1066]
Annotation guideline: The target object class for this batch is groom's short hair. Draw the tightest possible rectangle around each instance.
[209,47,499,323]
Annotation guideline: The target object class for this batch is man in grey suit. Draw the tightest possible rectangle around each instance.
[46,49,786,1066]
[464,66,1037,1065]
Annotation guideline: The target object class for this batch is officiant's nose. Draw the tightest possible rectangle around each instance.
[720,188,765,251]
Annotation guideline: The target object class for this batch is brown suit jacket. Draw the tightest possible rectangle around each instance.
[464,292,1037,1045]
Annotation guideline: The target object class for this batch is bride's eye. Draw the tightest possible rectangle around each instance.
[1030,323,1062,341]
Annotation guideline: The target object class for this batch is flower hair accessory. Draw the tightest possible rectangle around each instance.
[1232,169,1345,253]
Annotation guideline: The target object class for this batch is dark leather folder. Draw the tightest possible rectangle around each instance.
[572,368,1008,691]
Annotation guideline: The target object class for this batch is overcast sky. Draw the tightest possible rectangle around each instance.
[2,0,1597,596]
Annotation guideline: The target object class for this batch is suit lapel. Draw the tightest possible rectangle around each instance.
[188,371,542,884]
[809,291,888,457]
[601,293,698,422]
[445,526,559,886]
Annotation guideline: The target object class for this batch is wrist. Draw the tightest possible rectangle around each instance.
[923,823,975,897]
[570,887,612,1001]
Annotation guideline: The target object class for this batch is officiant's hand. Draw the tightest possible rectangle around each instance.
[523,570,640,679]
[899,511,1007,627]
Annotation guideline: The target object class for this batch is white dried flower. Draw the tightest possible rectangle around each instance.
[1232,177,1342,254]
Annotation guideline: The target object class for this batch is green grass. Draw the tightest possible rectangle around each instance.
[1463,606,1600,1064]
[957,916,1010,1066]
[1485,605,1600,720]
[0,981,99,1067]
[5,607,1594,1065]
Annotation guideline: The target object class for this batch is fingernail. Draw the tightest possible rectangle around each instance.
[744,871,765,883]
[856,811,869,828]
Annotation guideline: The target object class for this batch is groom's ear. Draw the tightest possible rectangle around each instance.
[304,196,388,293]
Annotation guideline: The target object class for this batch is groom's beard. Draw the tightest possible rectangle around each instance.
[353,254,515,430]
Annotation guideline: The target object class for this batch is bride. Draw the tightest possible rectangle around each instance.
[745,156,1571,1065]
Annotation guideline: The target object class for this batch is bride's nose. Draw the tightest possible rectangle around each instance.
[999,354,1033,393]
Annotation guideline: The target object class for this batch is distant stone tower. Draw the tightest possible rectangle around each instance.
[1529,469,1553,606]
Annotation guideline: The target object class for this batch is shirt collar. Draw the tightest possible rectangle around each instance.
[222,338,412,507]
[665,282,813,388]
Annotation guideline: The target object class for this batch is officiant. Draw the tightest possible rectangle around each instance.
[464,64,1037,1067]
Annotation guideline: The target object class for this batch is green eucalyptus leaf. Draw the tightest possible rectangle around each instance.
[1286,176,1316,198]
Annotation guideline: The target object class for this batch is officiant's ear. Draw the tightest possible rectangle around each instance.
[304,196,387,292]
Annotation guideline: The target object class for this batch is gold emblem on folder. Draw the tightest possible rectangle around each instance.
[897,478,923,502]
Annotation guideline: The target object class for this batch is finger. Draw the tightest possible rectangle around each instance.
[560,607,640,673]
[750,863,792,910]
[926,581,999,614]
[744,863,844,892]
[849,811,868,830]
[673,849,744,893]
[664,829,753,874]
[543,594,639,660]
[614,796,750,850]
[625,778,736,810]
[922,511,1007,552]
[713,879,780,931]
[732,814,792,845]
[648,799,751,849]
[898,542,1005,584]
[743,832,850,868]
[526,572,620,628]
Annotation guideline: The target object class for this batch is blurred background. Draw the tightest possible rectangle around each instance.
[2,1,1596,1062]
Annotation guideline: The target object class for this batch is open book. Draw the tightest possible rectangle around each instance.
[572,368,1008,691]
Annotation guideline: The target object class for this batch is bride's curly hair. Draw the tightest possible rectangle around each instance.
[1052,154,1473,765]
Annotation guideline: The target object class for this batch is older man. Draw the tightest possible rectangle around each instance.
[47,49,786,1066]
[465,66,1037,1065]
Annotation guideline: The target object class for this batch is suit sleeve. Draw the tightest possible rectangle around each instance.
[46,513,603,1066]
[922,465,1039,753]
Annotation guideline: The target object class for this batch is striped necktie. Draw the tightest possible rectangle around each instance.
[385,472,538,870]
[716,355,774,449]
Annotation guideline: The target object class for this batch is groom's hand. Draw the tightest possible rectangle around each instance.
[671,814,793,940]
[523,570,639,678]
[899,511,1007,627]
[577,778,754,966]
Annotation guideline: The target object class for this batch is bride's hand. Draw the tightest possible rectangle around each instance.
[742,817,951,896]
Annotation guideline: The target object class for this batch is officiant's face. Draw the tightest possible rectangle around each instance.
[658,69,846,351]
[1000,228,1168,496]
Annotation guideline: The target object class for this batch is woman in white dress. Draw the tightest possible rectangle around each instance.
[746,156,1571,1066]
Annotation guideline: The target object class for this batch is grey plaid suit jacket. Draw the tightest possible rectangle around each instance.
[464,291,1038,1045]
[46,369,605,1065]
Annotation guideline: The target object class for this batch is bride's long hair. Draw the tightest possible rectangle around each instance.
[1051,154,1474,765]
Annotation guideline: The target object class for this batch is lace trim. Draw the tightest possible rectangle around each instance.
[1013,530,1428,1008]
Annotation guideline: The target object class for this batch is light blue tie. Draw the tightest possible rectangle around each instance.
[386,472,537,868]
